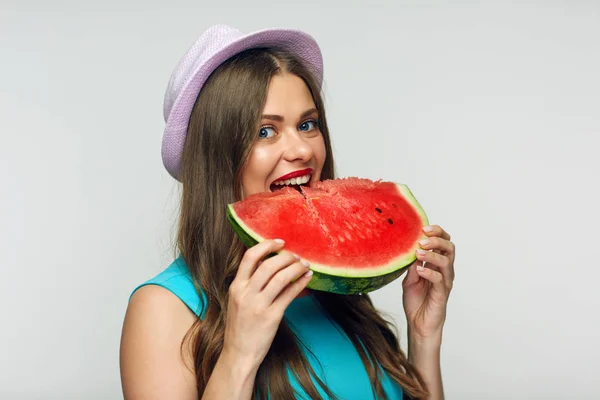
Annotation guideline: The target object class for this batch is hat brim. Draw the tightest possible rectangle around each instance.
[161,27,324,181]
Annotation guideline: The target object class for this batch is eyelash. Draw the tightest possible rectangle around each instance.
[259,118,320,138]
[300,118,320,131]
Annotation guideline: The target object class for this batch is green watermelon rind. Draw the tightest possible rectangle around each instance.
[227,183,429,294]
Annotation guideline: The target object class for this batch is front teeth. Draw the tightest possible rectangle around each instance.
[274,174,311,186]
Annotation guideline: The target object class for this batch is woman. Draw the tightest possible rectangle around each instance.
[120,24,456,400]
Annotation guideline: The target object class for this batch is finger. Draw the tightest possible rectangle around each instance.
[237,239,285,281]
[262,261,312,303]
[416,249,454,289]
[249,251,302,292]
[271,270,313,313]
[422,225,451,241]
[416,263,444,286]
[402,260,423,287]
[418,236,455,259]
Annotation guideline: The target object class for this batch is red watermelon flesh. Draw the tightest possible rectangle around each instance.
[227,177,429,294]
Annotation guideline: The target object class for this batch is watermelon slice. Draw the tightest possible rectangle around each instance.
[227,177,429,294]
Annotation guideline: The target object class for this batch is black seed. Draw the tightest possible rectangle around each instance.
[375,207,382,213]
[392,203,397,208]
[387,218,394,224]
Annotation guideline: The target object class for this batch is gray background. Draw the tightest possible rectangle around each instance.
[2,0,599,398]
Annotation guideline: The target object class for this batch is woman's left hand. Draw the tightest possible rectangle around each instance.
[402,224,455,341]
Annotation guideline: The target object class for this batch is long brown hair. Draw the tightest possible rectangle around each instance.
[176,47,428,399]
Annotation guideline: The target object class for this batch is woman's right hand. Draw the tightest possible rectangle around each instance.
[222,238,313,371]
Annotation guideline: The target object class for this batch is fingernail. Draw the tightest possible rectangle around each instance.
[304,270,313,277]
[423,226,433,233]
[417,264,425,272]
[301,260,310,268]
[292,253,300,260]
[419,239,430,247]
[416,249,427,255]
[274,238,285,245]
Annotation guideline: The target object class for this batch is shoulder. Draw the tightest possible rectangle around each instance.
[130,256,207,318]
[120,257,202,400]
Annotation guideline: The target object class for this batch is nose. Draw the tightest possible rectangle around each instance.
[281,130,314,163]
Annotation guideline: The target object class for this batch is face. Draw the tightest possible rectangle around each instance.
[241,72,326,198]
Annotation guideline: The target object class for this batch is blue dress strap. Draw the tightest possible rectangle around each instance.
[130,255,207,319]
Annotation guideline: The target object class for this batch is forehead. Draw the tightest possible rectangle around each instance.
[262,73,316,116]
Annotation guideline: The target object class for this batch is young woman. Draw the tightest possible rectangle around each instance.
[120,24,456,400]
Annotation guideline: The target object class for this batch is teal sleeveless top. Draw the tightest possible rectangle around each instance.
[131,256,404,400]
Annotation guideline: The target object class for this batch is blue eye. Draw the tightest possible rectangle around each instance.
[258,127,276,139]
[299,119,318,132]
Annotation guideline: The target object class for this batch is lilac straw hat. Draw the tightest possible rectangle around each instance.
[161,24,324,181]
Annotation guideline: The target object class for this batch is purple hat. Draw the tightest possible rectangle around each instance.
[161,24,324,181]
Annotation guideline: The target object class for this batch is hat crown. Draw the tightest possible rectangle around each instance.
[160,24,323,180]
[163,24,244,121]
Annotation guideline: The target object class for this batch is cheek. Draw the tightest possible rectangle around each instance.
[314,135,327,169]
[241,146,278,193]
[248,146,277,174]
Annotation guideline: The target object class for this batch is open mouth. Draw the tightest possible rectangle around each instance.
[270,174,311,192]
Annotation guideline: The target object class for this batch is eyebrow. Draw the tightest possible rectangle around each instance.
[261,108,318,122]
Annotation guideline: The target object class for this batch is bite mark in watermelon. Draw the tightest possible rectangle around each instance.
[227,177,429,294]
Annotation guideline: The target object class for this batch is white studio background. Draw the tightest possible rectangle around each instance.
[1,1,599,399]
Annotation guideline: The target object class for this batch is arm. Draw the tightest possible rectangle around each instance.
[201,348,259,399]
[121,285,262,399]
[408,330,444,400]
[120,285,199,400]
[402,224,455,400]
[120,240,311,399]
[120,286,260,400]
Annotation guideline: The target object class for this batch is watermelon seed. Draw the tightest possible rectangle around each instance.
[392,203,397,208]
[387,218,394,224]
[375,207,382,213]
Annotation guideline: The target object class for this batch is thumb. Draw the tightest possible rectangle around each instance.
[402,260,422,288]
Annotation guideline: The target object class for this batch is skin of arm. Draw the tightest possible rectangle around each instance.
[120,240,310,400]
[120,285,258,400]
[407,329,444,400]
[402,224,455,400]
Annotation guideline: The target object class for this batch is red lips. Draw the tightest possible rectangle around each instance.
[272,168,313,183]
